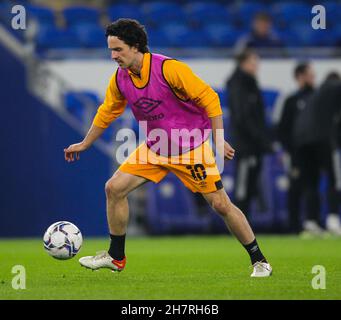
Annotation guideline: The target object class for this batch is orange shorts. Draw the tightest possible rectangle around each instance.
[118,141,223,193]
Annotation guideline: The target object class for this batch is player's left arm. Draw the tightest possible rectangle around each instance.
[210,114,235,160]
[163,60,235,160]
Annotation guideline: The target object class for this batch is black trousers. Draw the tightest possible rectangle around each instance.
[289,142,341,231]
[234,155,264,217]
[287,151,306,232]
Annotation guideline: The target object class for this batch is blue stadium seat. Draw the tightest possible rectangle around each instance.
[64,90,101,123]
[310,29,337,46]
[26,5,55,27]
[148,29,171,47]
[285,24,333,47]
[184,2,231,26]
[107,4,145,24]
[0,3,14,27]
[277,30,297,47]
[203,23,242,47]
[215,88,229,110]
[262,89,279,109]
[235,2,268,27]
[82,91,100,105]
[262,89,279,125]
[63,6,100,27]
[71,24,105,48]
[64,91,86,120]
[271,1,308,14]
[65,90,114,142]
[161,24,206,47]
[180,30,208,47]
[271,2,311,29]
[0,3,6,16]
[333,25,341,45]
[142,2,186,27]
[268,156,289,226]
[35,25,81,50]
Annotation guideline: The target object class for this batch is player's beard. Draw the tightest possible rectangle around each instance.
[115,59,125,67]
[118,61,130,69]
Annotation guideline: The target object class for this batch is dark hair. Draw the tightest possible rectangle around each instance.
[324,71,341,83]
[294,62,310,79]
[105,18,149,53]
[235,49,257,66]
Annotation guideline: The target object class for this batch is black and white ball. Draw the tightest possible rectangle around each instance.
[43,221,83,260]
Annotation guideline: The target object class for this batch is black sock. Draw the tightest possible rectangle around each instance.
[243,238,267,265]
[108,234,126,261]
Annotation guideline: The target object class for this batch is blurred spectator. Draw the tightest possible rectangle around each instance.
[338,120,341,147]
[292,72,341,236]
[226,49,273,216]
[276,62,316,234]
[235,12,284,53]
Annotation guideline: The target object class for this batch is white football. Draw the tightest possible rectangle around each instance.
[43,221,83,260]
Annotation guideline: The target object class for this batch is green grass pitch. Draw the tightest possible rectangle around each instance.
[0,235,340,300]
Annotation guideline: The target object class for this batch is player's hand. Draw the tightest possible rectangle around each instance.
[224,141,235,160]
[64,142,88,162]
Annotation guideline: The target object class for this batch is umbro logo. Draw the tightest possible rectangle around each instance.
[250,245,259,253]
[133,97,162,114]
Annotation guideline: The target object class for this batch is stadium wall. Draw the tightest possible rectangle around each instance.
[0,43,112,237]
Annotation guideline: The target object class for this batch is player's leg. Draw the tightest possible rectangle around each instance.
[167,141,272,277]
[79,142,168,272]
[105,170,148,265]
[202,189,272,277]
[202,188,254,243]
[79,170,148,272]
[105,170,147,236]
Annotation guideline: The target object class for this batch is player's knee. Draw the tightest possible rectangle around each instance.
[105,179,125,200]
[211,196,232,218]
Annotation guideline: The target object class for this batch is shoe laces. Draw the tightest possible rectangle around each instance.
[253,261,270,272]
[94,250,109,260]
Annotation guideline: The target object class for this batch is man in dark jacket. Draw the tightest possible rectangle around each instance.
[277,62,315,233]
[293,72,341,236]
[226,49,273,216]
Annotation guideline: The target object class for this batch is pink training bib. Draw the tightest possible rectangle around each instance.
[116,53,211,156]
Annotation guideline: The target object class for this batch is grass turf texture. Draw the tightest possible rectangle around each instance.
[0,235,340,300]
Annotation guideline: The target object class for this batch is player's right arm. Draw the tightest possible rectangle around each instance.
[64,71,127,162]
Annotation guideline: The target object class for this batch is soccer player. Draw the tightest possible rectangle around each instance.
[64,19,272,277]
